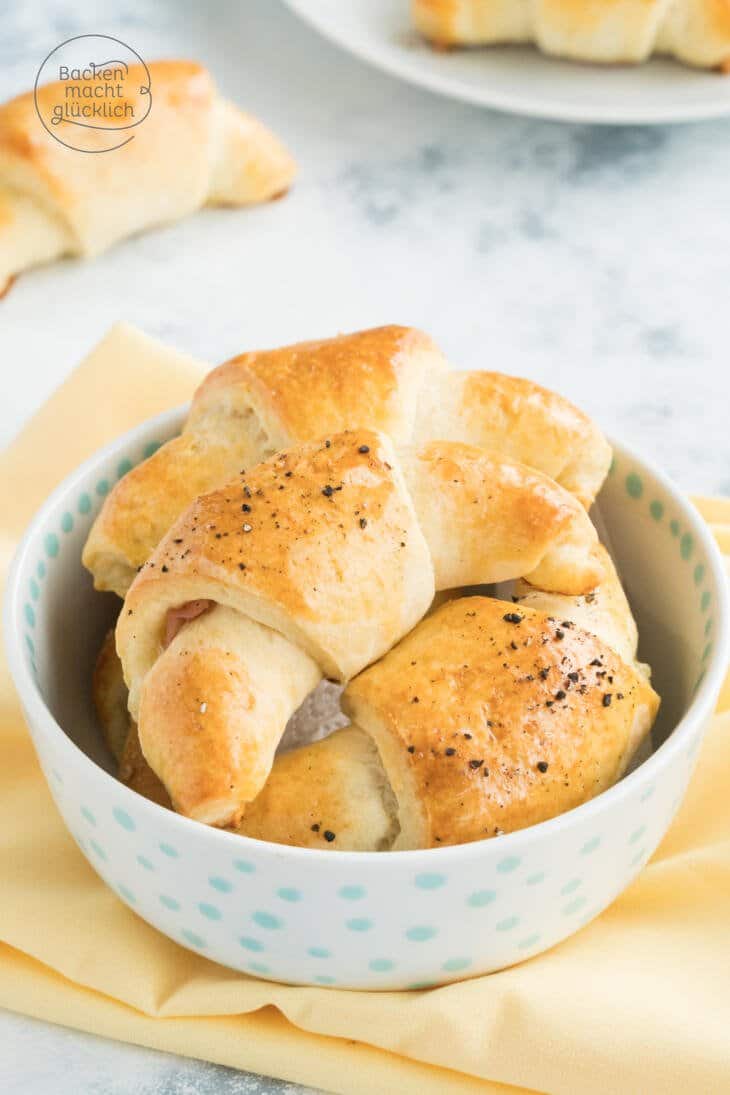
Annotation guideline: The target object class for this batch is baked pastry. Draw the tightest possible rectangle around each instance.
[412,0,730,70]
[236,726,399,851]
[343,595,659,849]
[0,60,295,295]
[116,429,604,827]
[83,325,611,595]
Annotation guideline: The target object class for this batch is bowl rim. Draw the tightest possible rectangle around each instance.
[4,406,729,866]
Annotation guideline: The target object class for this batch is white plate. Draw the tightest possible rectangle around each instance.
[283,0,730,124]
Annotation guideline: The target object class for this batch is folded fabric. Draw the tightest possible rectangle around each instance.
[1,324,729,1095]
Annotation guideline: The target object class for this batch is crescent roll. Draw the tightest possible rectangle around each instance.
[343,596,659,849]
[116,429,604,826]
[412,0,730,70]
[83,325,611,596]
[0,60,295,294]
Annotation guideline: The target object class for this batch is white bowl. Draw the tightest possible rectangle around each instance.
[4,408,729,990]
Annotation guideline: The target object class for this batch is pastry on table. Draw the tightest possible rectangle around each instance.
[83,324,611,596]
[412,0,730,70]
[0,60,295,295]
[115,429,604,827]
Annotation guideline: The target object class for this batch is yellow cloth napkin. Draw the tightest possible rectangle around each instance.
[1,325,729,1095]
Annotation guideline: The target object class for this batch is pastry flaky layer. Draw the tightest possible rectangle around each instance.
[0,59,295,293]
[412,0,730,69]
[115,427,605,826]
[96,580,659,851]
[83,325,611,595]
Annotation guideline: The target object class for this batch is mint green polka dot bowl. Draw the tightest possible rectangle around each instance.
[4,408,729,990]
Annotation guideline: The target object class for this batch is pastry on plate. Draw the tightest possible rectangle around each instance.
[412,0,730,70]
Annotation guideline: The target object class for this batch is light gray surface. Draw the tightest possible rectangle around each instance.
[0,0,728,1092]
[0,1009,320,1095]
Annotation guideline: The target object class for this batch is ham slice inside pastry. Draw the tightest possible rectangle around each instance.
[164,599,213,647]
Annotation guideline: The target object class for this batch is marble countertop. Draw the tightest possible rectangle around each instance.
[1,0,729,1091]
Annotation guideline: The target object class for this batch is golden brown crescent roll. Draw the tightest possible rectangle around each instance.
[83,325,611,595]
[116,429,604,826]
[0,60,295,294]
[343,596,660,850]
[412,0,730,69]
